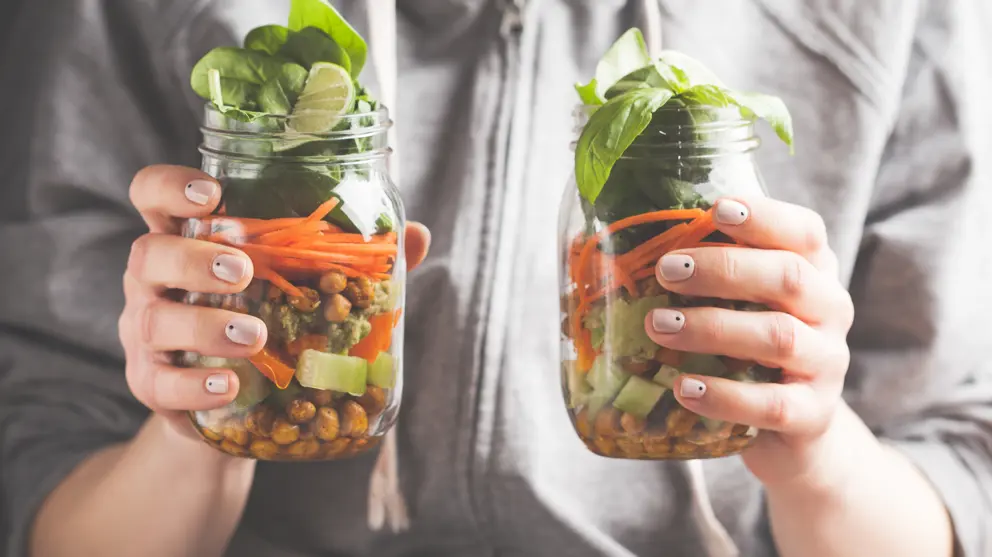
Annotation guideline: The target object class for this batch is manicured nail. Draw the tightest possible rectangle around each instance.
[651,309,686,334]
[714,199,749,225]
[681,377,706,398]
[225,316,262,345]
[185,180,217,205]
[212,254,248,284]
[658,254,695,282]
[205,374,229,394]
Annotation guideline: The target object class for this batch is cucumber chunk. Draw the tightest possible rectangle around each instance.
[296,349,367,395]
[653,365,682,389]
[368,351,396,388]
[564,360,593,408]
[612,376,667,418]
[679,354,729,377]
[231,360,272,412]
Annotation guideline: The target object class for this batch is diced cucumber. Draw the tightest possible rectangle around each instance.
[612,376,667,418]
[564,360,593,408]
[653,365,682,389]
[295,349,367,395]
[586,355,629,416]
[679,354,729,377]
[368,351,396,388]
[230,361,272,412]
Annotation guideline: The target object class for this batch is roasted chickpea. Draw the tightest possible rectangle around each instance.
[220,440,248,457]
[318,270,348,294]
[592,437,619,457]
[323,437,351,458]
[288,286,321,313]
[222,424,250,446]
[201,426,224,442]
[314,407,341,441]
[323,293,352,322]
[348,438,373,456]
[620,413,647,435]
[643,435,672,457]
[270,418,300,445]
[339,400,369,437]
[343,276,374,309]
[672,440,700,458]
[665,407,698,438]
[593,408,622,438]
[616,438,645,458]
[286,398,317,424]
[308,388,334,406]
[244,406,276,437]
[575,409,593,440]
[725,435,755,452]
[249,439,279,459]
[357,385,386,416]
[287,439,321,459]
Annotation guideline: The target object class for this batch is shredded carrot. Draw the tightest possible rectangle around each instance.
[305,197,341,223]
[253,266,304,298]
[669,210,716,251]
[254,220,334,245]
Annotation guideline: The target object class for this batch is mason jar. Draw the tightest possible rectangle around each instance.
[559,104,780,460]
[183,105,405,461]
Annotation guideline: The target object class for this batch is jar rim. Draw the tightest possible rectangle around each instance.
[200,103,393,140]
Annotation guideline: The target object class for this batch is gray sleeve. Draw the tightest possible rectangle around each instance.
[844,3,992,555]
[0,1,209,555]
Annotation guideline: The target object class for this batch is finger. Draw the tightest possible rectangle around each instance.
[130,165,222,233]
[404,221,431,271]
[136,302,267,356]
[710,197,830,264]
[132,363,241,411]
[644,307,847,379]
[672,375,833,437]
[127,234,254,293]
[655,247,854,327]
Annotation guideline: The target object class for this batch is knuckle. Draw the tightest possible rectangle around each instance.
[780,256,810,299]
[137,300,162,346]
[697,310,726,342]
[128,235,153,281]
[764,389,792,430]
[767,313,799,360]
[803,211,829,253]
[717,249,742,283]
[129,167,152,206]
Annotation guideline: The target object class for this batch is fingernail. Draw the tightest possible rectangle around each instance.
[681,377,707,398]
[212,254,248,284]
[225,316,262,345]
[205,374,229,394]
[714,199,749,225]
[658,254,695,282]
[185,180,217,205]
[651,309,686,334]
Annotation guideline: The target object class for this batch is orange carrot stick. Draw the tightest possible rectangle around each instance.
[254,266,304,298]
[306,197,340,223]
[241,244,382,266]
[254,220,334,245]
[669,211,716,250]
[249,348,297,389]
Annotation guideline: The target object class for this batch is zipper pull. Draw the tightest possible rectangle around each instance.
[501,0,525,37]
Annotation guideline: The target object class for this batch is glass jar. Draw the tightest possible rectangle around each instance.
[559,104,781,460]
[183,105,405,461]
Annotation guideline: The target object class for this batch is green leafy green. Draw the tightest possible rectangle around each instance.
[279,27,352,73]
[190,47,307,110]
[727,91,795,152]
[288,0,367,77]
[244,25,291,55]
[574,87,674,203]
[574,28,653,106]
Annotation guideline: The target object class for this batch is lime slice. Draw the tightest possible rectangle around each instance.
[287,62,354,134]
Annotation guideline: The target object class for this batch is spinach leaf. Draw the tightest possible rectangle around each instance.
[259,79,293,115]
[574,28,653,105]
[278,27,351,73]
[574,87,675,203]
[191,47,308,106]
[288,0,367,77]
[244,25,291,55]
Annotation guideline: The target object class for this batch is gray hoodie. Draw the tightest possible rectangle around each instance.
[1,1,990,556]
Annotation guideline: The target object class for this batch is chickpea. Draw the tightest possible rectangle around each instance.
[222,424,250,446]
[286,398,317,424]
[244,406,276,437]
[357,385,386,416]
[314,407,341,441]
[732,423,755,438]
[348,438,373,456]
[574,409,593,440]
[288,286,321,313]
[672,440,700,458]
[287,439,321,459]
[643,435,672,457]
[308,388,334,406]
[593,408,622,438]
[270,418,300,445]
[201,426,224,442]
[616,438,645,458]
[323,293,352,322]
[323,437,351,458]
[339,400,369,438]
[220,440,248,457]
[620,413,647,435]
[726,435,755,452]
[665,407,698,438]
[592,437,619,457]
[343,276,374,309]
[318,270,348,294]
[249,439,280,459]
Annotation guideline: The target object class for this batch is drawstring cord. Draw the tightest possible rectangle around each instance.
[366,0,410,533]
[640,2,739,556]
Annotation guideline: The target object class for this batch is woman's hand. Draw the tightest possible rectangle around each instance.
[119,165,430,437]
[643,196,855,487]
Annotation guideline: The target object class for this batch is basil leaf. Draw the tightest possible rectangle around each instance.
[244,25,291,55]
[574,28,652,105]
[726,91,795,152]
[574,87,675,203]
[657,50,726,89]
[288,0,367,77]
[604,62,683,100]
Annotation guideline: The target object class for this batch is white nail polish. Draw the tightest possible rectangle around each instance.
[651,309,686,334]
[225,317,262,345]
[205,374,229,394]
[185,180,217,206]
[212,254,248,284]
[681,377,706,398]
[658,254,695,282]
[714,199,749,225]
